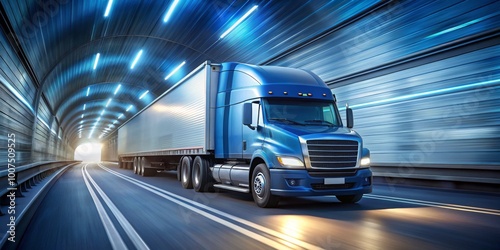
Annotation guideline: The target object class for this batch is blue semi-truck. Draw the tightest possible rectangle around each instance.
[115,61,372,207]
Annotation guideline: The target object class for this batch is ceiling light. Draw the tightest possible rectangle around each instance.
[126,105,133,112]
[220,5,258,39]
[164,61,186,80]
[163,0,180,23]
[81,114,84,118]
[93,53,100,70]
[114,84,121,95]
[101,109,105,116]
[130,49,143,69]
[139,90,149,99]
[83,104,86,110]
[118,114,123,119]
[106,98,112,107]
[86,87,90,96]
[104,0,113,17]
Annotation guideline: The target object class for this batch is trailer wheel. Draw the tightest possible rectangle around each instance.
[176,162,181,181]
[181,156,193,189]
[140,157,156,177]
[133,157,139,174]
[336,194,363,203]
[192,156,213,192]
[140,157,146,176]
[251,164,279,208]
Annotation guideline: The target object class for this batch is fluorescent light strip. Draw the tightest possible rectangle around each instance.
[220,5,258,39]
[114,84,121,95]
[0,75,34,113]
[101,109,105,116]
[37,115,51,130]
[106,98,112,107]
[86,87,90,96]
[118,114,124,119]
[93,53,100,70]
[83,104,86,110]
[81,114,84,118]
[104,0,113,17]
[427,15,490,39]
[139,90,149,99]
[113,120,118,124]
[164,61,186,80]
[126,105,133,112]
[130,50,143,69]
[163,0,180,23]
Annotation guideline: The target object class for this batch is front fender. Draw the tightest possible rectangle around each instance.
[250,149,274,169]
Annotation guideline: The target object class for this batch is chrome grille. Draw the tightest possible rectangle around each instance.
[306,140,358,168]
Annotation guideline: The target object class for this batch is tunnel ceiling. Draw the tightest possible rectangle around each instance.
[0,0,380,148]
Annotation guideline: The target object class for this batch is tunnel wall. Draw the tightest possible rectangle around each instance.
[269,0,499,172]
[0,23,73,169]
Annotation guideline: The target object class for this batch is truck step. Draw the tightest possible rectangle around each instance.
[213,184,249,193]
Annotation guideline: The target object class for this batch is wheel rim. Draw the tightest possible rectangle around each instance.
[253,173,265,197]
[133,158,137,173]
[182,164,189,183]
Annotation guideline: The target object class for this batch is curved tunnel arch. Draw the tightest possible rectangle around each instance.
[39,36,212,147]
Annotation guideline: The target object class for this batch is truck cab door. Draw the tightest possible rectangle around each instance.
[242,101,263,159]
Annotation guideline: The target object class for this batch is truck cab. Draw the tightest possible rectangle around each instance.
[212,62,372,207]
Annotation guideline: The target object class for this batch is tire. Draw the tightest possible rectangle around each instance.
[336,194,363,203]
[176,162,181,181]
[133,157,139,174]
[140,157,146,176]
[141,157,156,177]
[181,156,193,189]
[192,156,213,192]
[251,164,279,208]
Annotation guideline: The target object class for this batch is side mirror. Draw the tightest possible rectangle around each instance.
[346,107,354,128]
[243,103,255,130]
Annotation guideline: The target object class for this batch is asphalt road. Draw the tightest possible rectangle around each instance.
[16,163,500,249]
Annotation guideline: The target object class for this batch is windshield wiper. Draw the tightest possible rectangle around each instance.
[269,118,305,126]
[304,120,335,127]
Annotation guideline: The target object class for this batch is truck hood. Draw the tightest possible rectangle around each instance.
[270,124,356,137]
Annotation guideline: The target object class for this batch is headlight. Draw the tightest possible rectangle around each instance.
[277,156,304,168]
[360,157,370,167]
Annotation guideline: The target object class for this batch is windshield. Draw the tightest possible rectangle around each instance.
[264,99,341,127]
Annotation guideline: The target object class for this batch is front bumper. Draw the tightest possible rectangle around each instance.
[269,168,372,197]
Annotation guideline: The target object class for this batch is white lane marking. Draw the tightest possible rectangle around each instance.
[98,163,324,250]
[84,164,150,250]
[364,194,500,216]
[82,164,128,250]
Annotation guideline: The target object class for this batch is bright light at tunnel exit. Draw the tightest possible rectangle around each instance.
[74,142,102,162]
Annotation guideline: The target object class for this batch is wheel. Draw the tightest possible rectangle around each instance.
[141,157,156,177]
[140,157,146,176]
[251,164,279,208]
[336,194,363,203]
[176,162,181,181]
[181,156,193,189]
[133,157,139,174]
[192,156,213,192]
